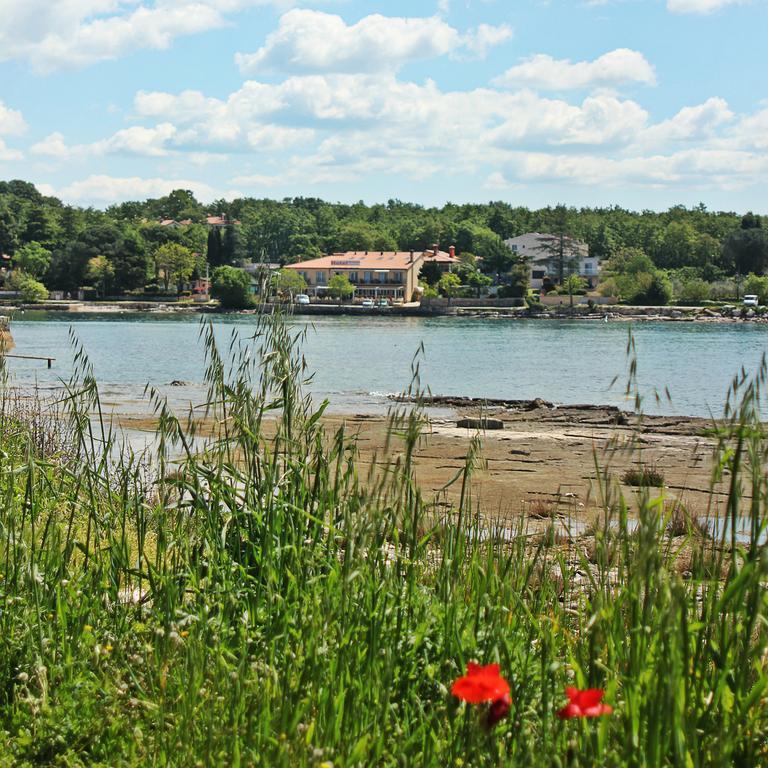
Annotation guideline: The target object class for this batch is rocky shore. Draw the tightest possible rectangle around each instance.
[8,300,768,324]
[455,304,768,322]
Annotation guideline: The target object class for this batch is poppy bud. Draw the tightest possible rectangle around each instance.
[486,692,511,727]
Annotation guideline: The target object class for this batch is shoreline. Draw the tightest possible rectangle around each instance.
[5,300,768,324]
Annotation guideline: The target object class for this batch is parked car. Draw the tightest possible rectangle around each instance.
[361,298,375,308]
[295,294,310,305]
[377,298,389,307]
[743,294,759,307]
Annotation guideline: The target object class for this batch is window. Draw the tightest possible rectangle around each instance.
[364,271,372,283]
[393,271,403,283]
[349,271,358,282]
[532,270,546,280]
[511,245,518,252]
[316,271,325,284]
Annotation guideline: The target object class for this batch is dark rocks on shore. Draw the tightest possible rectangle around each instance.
[457,417,505,430]
[390,393,555,410]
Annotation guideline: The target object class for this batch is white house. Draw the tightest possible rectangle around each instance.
[504,233,599,289]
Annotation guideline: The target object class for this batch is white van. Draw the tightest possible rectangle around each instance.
[743,294,759,307]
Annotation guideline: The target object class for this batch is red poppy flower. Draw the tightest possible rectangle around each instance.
[557,687,613,719]
[452,663,510,704]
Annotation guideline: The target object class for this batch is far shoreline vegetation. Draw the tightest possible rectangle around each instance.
[1,180,768,312]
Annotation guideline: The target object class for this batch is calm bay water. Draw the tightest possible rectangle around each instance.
[5,312,768,417]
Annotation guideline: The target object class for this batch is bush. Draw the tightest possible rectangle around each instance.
[620,271,673,306]
[498,283,525,299]
[10,271,48,303]
[622,463,665,487]
[742,274,768,305]
[596,277,619,297]
[677,278,711,305]
[525,297,546,313]
[211,265,253,309]
[709,279,737,301]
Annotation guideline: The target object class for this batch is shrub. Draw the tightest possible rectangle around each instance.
[742,273,768,305]
[211,265,253,309]
[621,463,665,487]
[9,271,49,302]
[498,283,526,299]
[678,278,711,305]
[709,279,737,301]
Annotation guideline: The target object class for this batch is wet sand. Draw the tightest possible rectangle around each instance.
[118,401,727,523]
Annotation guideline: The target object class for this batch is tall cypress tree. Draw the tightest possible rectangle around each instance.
[207,228,223,267]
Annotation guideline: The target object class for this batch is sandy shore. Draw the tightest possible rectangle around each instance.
[118,399,727,524]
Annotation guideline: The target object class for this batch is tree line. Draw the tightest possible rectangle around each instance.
[0,179,766,303]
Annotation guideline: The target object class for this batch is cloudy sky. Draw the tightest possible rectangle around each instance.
[0,0,766,210]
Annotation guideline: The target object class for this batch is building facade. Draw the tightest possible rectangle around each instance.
[504,233,599,289]
[283,247,458,301]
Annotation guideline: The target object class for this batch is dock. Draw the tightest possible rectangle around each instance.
[2,353,55,368]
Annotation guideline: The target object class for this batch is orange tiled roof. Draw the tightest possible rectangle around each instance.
[285,249,457,271]
[206,215,241,226]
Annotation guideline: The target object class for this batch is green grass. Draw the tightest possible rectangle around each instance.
[0,316,766,767]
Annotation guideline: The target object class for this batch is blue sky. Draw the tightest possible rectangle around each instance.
[0,0,766,211]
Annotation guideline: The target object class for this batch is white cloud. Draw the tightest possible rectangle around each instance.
[135,89,223,122]
[485,91,649,147]
[30,49,768,201]
[0,101,27,135]
[505,147,768,189]
[667,0,747,13]
[50,174,221,204]
[31,112,308,160]
[235,10,510,75]
[0,138,23,162]
[103,123,177,155]
[730,106,768,149]
[31,123,178,159]
[31,132,71,158]
[0,0,292,72]
[494,49,656,90]
[128,75,661,190]
[636,97,734,147]
[462,23,514,58]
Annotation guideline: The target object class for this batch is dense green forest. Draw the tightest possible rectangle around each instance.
[1,178,766,303]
